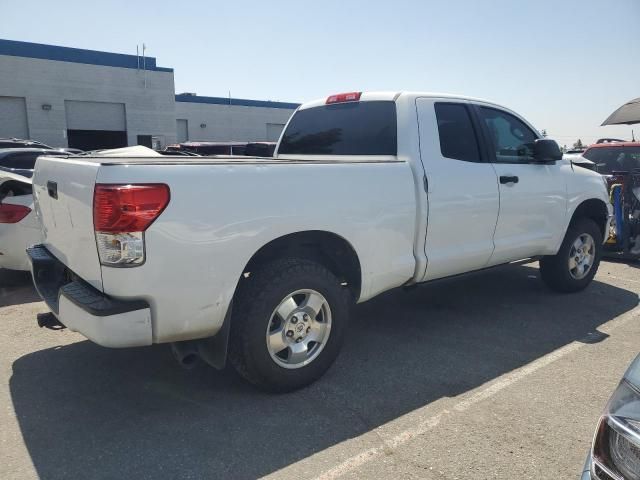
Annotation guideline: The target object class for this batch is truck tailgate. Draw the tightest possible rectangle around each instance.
[32,156,103,291]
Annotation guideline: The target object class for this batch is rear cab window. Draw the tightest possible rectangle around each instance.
[278,101,397,155]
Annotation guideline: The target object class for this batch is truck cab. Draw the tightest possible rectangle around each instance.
[275,92,610,281]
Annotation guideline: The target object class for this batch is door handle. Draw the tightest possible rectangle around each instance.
[499,175,519,184]
[47,181,58,199]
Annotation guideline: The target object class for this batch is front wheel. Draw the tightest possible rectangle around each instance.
[229,257,350,392]
[539,217,603,293]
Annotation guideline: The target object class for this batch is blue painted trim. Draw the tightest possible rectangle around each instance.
[175,94,299,110]
[0,39,173,72]
[612,184,624,246]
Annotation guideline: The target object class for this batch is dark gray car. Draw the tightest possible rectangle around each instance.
[0,148,69,178]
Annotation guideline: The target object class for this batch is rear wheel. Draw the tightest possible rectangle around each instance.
[229,257,349,392]
[539,217,602,293]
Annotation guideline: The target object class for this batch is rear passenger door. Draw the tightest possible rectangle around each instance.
[474,105,566,265]
[416,98,500,281]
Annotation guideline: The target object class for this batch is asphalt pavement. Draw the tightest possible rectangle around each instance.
[1,261,639,479]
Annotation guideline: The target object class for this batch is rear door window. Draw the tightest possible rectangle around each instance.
[434,103,482,162]
[278,101,397,155]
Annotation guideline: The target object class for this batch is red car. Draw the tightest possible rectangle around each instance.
[582,141,640,175]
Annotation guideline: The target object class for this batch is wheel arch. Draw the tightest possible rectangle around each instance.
[240,230,362,301]
[569,198,609,239]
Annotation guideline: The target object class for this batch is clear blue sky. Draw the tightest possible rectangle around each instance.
[3,0,639,145]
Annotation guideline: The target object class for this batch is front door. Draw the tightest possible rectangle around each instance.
[416,98,500,281]
[474,105,566,265]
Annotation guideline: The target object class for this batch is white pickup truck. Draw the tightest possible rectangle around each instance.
[28,91,611,391]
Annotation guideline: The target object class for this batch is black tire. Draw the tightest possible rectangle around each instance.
[229,257,350,392]
[539,217,603,293]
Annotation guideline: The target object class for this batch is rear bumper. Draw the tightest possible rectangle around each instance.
[27,245,152,347]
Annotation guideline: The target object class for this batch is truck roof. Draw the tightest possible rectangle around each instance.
[298,91,503,110]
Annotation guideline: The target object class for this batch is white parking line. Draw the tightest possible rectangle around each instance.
[605,274,640,285]
[312,303,640,480]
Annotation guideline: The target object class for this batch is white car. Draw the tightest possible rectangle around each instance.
[0,173,38,271]
[0,147,159,271]
[28,91,612,391]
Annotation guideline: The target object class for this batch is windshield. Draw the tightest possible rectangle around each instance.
[278,101,397,155]
[583,146,640,174]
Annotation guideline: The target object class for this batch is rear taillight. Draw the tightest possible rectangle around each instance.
[326,92,362,104]
[93,184,170,266]
[0,203,31,223]
[94,184,170,233]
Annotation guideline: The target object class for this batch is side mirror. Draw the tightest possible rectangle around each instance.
[532,139,563,164]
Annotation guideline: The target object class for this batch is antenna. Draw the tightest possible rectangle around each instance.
[142,43,147,88]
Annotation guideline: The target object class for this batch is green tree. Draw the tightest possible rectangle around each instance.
[573,139,583,149]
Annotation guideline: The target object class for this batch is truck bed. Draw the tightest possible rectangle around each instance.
[32,153,418,344]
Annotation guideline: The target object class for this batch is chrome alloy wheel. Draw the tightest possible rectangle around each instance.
[265,289,332,369]
[568,233,595,280]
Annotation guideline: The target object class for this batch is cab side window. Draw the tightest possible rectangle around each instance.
[434,103,481,162]
[478,107,538,163]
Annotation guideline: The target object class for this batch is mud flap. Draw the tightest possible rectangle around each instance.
[196,304,232,370]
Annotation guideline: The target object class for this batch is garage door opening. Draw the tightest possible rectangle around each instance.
[137,135,152,148]
[65,100,127,151]
[176,119,188,143]
[67,130,128,150]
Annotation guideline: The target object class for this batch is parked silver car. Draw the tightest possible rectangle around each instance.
[582,354,640,479]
